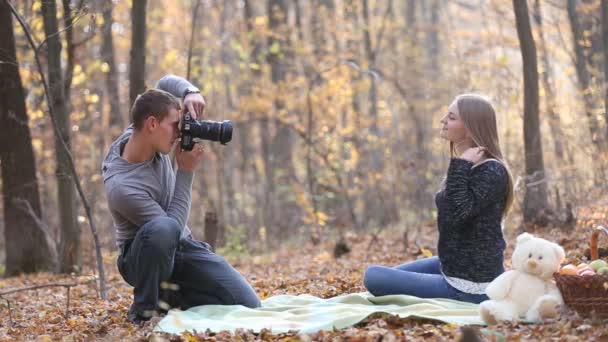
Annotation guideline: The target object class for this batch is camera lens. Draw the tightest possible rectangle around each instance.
[188,119,233,145]
[218,120,233,145]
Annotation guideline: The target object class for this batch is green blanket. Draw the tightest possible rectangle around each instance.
[154,292,484,334]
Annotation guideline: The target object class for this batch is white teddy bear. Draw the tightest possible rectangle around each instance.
[479,232,565,324]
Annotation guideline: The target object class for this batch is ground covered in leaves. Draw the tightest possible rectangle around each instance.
[2,204,608,341]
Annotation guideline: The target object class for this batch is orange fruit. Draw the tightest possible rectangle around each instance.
[559,264,578,275]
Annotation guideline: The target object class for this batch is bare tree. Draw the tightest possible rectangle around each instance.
[513,0,549,225]
[129,0,147,108]
[568,0,605,153]
[42,0,80,273]
[603,0,608,142]
[361,0,381,171]
[186,0,201,81]
[424,0,440,77]
[207,0,239,245]
[242,0,266,244]
[100,0,123,129]
[0,0,58,275]
[266,0,297,241]
[61,0,78,112]
[533,0,565,161]
[310,0,334,60]
[361,0,398,227]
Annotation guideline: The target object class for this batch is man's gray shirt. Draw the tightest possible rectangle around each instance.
[102,75,199,247]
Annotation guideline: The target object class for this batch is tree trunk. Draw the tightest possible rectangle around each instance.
[513,0,549,225]
[602,0,608,142]
[361,0,380,226]
[267,0,296,241]
[42,0,80,273]
[129,0,147,108]
[406,0,416,27]
[568,0,604,151]
[186,0,201,81]
[100,0,123,130]
[219,0,236,237]
[361,0,380,169]
[414,0,434,217]
[361,0,398,227]
[61,0,76,114]
[204,211,219,251]
[425,0,440,77]
[311,0,334,60]
[1,2,58,275]
[533,0,565,161]
[242,0,266,245]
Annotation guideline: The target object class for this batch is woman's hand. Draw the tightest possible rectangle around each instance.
[460,146,487,164]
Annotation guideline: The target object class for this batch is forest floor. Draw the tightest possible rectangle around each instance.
[1,203,608,341]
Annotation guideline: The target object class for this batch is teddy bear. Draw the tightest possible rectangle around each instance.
[479,232,565,325]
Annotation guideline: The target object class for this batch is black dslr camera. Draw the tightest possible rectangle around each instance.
[180,113,233,150]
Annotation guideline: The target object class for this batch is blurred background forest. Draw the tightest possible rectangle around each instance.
[1,0,608,276]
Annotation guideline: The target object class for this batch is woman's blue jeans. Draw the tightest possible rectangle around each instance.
[363,256,488,304]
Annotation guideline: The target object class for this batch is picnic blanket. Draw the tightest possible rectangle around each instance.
[154,292,485,334]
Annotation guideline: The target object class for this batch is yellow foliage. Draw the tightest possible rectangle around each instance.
[30,109,44,121]
[72,71,86,87]
[31,17,44,33]
[421,248,433,258]
[161,50,180,71]
[88,94,100,104]
[32,138,43,152]
[316,211,329,226]
[294,188,309,208]
[254,16,267,27]
[269,42,281,55]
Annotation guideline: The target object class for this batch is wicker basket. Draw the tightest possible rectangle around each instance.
[554,226,608,318]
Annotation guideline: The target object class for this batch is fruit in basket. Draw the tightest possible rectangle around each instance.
[559,264,578,275]
[589,259,608,271]
[576,263,588,269]
[576,266,595,275]
[579,270,596,277]
[598,266,608,275]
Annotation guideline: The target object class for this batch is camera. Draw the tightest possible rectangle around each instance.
[180,113,233,150]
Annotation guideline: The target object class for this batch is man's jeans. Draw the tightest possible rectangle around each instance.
[363,256,489,304]
[117,217,260,318]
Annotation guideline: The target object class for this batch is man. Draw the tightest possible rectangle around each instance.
[102,75,260,323]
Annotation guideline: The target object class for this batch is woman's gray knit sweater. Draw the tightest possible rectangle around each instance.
[435,158,508,283]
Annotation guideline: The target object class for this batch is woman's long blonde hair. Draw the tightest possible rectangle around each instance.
[450,94,514,218]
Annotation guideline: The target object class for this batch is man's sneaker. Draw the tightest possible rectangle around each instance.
[127,305,157,324]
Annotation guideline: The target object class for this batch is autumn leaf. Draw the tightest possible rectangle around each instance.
[420,248,434,258]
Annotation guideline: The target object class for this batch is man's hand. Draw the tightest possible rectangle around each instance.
[183,93,206,119]
[176,143,204,172]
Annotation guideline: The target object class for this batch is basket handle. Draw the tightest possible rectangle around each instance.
[590,226,608,260]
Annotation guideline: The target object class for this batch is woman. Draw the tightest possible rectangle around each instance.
[363,94,514,304]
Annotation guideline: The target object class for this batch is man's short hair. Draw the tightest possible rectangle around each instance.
[130,89,181,130]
